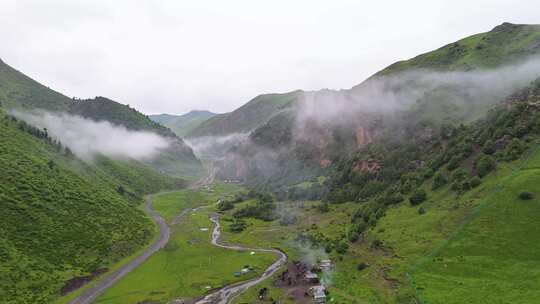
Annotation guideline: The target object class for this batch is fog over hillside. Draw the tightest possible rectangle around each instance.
[12,110,170,161]
[296,56,540,130]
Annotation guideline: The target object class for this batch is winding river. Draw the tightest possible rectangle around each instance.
[194,215,287,304]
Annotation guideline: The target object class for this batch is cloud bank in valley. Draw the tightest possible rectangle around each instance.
[12,110,169,161]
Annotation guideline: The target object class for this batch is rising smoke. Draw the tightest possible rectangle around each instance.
[12,110,170,161]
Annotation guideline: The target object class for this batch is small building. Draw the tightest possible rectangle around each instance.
[319,259,333,271]
[309,285,326,304]
[304,270,319,283]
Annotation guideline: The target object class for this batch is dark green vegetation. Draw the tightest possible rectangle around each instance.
[0,58,200,302]
[0,109,160,303]
[149,110,216,137]
[3,22,540,304]
[178,23,540,303]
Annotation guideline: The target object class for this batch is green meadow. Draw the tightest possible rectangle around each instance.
[95,184,277,303]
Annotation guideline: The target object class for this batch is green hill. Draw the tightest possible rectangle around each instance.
[205,23,540,186]
[186,91,300,138]
[149,110,216,137]
[375,22,540,76]
[69,97,178,138]
[0,59,198,303]
[68,97,203,177]
[0,109,172,303]
[0,59,72,111]
[0,59,203,178]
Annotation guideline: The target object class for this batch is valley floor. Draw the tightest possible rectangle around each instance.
[93,183,277,303]
[61,143,540,304]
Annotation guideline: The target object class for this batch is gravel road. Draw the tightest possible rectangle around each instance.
[69,196,170,304]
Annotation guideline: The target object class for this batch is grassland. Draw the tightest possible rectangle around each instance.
[0,111,155,303]
[96,183,277,303]
[221,143,540,303]
[409,148,540,303]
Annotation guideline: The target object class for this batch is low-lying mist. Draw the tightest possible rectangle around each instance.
[12,110,170,161]
[186,133,249,159]
[296,56,540,129]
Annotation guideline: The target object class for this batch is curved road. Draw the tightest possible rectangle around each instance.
[194,215,287,304]
[69,196,170,304]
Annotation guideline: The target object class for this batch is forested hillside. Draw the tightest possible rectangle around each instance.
[0,109,159,303]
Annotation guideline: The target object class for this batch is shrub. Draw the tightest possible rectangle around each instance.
[418,207,426,215]
[475,155,496,178]
[335,240,349,254]
[432,173,448,190]
[279,213,297,226]
[348,231,360,243]
[447,155,462,171]
[519,191,534,200]
[379,194,404,206]
[452,169,468,182]
[482,140,495,155]
[357,262,369,271]
[409,189,427,206]
[317,202,330,213]
[218,200,234,211]
[229,219,247,233]
[371,239,383,249]
[469,177,481,188]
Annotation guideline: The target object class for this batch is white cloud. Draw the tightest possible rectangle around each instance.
[1,0,539,115]
[12,110,170,161]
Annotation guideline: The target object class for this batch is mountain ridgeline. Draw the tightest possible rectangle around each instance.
[149,110,216,137]
[186,22,540,188]
[2,21,540,304]
[181,22,540,303]
[0,58,202,177]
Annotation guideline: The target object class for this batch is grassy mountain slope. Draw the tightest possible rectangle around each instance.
[0,59,72,111]
[376,23,540,76]
[149,110,216,137]
[69,97,177,138]
[0,109,159,303]
[70,97,202,177]
[187,91,300,138]
[221,79,540,304]
[0,59,202,177]
[211,23,540,186]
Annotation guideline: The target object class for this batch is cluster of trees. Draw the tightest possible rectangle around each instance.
[321,79,540,244]
[8,115,74,157]
[294,232,350,255]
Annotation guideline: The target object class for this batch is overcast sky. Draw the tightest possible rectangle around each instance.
[1,0,539,115]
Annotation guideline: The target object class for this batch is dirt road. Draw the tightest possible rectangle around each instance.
[69,196,170,304]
